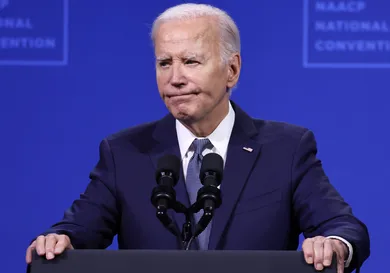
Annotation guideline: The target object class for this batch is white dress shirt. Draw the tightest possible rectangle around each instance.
[175,102,353,267]
[176,101,235,178]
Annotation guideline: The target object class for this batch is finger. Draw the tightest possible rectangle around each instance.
[334,246,345,273]
[302,238,314,264]
[313,238,325,271]
[65,235,74,250]
[337,257,345,273]
[25,240,37,264]
[323,239,333,266]
[54,235,70,254]
[333,241,346,273]
[35,236,46,256]
[45,234,58,260]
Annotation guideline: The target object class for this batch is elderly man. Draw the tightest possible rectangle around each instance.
[26,3,370,273]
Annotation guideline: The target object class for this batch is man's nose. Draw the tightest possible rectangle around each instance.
[170,63,187,88]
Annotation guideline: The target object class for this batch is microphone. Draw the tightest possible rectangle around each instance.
[151,154,181,237]
[192,153,223,240]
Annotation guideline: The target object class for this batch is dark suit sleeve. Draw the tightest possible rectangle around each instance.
[291,129,370,272]
[38,138,120,249]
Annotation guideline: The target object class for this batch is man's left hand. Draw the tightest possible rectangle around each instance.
[302,236,348,273]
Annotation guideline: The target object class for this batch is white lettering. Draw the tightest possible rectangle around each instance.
[315,1,366,13]
[315,40,390,52]
[0,17,33,29]
[315,20,389,32]
[0,37,56,49]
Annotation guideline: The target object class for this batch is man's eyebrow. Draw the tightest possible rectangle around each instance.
[155,56,171,62]
[155,53,204,62]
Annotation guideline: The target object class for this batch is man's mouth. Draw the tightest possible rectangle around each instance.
[167,92,198,98]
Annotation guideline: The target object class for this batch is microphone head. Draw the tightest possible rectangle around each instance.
[199,153,223,185]
[155,154,181,185]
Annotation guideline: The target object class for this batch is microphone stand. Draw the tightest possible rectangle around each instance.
[183,201,212,250]
[171,201,193,250]
[152,191,219,251]
[181,211,193,250]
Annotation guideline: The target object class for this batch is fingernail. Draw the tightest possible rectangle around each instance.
[324,259,331,266]
[307,257,313,263]
[47,252,54,259]
[316,263,323,270]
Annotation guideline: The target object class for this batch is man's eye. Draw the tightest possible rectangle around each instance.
[159,61,170,67]
[185,60,199,65]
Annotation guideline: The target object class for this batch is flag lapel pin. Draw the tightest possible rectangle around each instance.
[243,147,253,152]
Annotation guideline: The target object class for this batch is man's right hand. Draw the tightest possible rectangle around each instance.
[26,234,74,264]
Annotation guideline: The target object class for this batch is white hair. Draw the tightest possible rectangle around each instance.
[150,3,241,64]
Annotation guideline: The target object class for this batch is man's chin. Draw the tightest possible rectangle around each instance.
[170,108,199,123]
[166,102,203,122]
[173,112,195,122]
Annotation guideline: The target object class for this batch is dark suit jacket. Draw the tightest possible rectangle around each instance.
[41,101,370,272]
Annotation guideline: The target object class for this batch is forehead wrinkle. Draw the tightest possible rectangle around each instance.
[159,29,208,46]
[155,37,207,60]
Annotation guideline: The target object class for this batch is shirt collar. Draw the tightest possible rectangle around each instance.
[176,101,235,159]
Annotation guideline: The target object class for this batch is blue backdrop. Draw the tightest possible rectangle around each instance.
[1,1,388,273]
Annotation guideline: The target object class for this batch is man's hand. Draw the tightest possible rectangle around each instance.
[302,236,348,273]
[25,234,74,264]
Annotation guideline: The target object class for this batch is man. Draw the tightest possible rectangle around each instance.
[25,3,370,273]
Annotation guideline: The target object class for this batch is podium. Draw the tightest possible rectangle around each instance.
[29,249,337,273]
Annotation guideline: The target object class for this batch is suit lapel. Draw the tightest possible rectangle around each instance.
[208,102,262,250]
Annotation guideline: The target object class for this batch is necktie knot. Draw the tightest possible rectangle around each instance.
[191,138,212,158]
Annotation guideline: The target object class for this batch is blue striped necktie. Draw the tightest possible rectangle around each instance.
[185,138,213,250]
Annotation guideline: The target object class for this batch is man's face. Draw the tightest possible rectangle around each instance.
[154,17,231,123]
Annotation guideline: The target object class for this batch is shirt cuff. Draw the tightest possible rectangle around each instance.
[326,236,353,268]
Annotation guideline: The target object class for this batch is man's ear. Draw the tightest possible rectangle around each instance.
[227,53,241,89]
